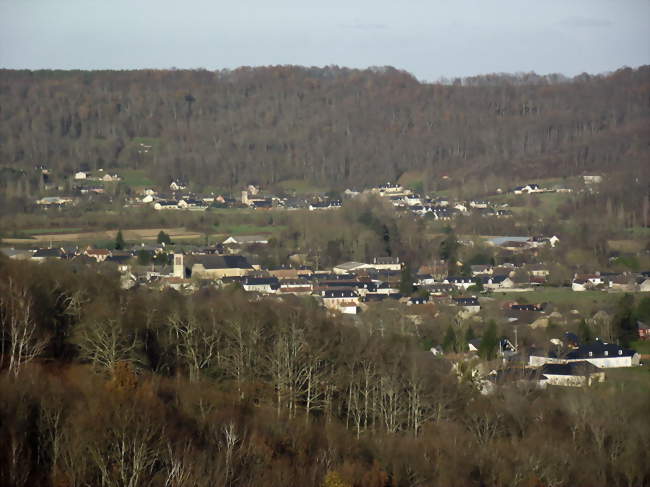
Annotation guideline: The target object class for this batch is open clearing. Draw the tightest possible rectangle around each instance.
[3,227,203,245]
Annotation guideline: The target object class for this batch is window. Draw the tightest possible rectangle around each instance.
[588,351,593,357]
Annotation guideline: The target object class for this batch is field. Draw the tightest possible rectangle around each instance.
[489,287,629,313]
[120,169,156,188]
[2,227,203,245]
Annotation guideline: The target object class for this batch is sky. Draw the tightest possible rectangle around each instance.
[0,0,648,81]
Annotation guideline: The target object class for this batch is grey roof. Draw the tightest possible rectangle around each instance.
[541,361,602,376]
[193,255,252,270]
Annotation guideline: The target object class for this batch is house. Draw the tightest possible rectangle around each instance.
[529,339,640,368]
[485,236,531,247]
[154,201,180,210]
[539,362,605,387]
[36,196,73,207]
[370,256,402,271]
[170,180,187,191]
[444,276,474,290]
[0,248,32,260]
[101,173,121,182]
[513,184,542,194]
[278,279,314,295]
[583,175,602,185]
[452,297,481,315]
[407,296,429,305]
[572,274,603,292]
[471,265,493,276]
[527,264,550,278]
[242,277,280,294]
[31,248,65,261]
[638,321,650,341]
[638,278,650,293]
[74,171,87,180]
[321,289,360,314]
[189,255,254,279]
[222,235,270,245]
[333,262,369,275]
[309,200,342,211]
[484,275,515,290]
[84,248,112,262]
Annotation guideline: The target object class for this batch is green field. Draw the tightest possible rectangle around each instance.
[120,169,156,188]
[604,364,650,393]
[490,287,630,313]
[630,340,650,355]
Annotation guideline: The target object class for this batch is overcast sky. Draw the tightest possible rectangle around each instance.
[1,0,648,81]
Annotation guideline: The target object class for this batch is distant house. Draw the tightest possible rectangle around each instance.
[84,248,112,262]
[222,235,269,245]
[73,171,87,180]
[638,321,650,341]
[470,265,493,276]
[154,201,180,210]
[540,361,605,387]
[101,173,121,182]
[0,248,32,260]
[321,289,360,314]
[444,276,474,290]
[189,255,253,279]
[513,184,542,194]
[637,278,650,293]
[309,200,342,211]
[242,277,280,294]
[32,248,65,261]
[452,297,481,315]
[484,275,515,290]
[572,274,603,292]
[583,175,603,185]
[333,262,369,275]
[370,256,401,271]
[36,196,73,207]
[170,180,187,191]
[529,339,639,368]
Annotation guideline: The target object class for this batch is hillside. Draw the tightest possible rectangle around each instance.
[0,65,649,192]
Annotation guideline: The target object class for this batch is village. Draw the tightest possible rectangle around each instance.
[2,201,649,394]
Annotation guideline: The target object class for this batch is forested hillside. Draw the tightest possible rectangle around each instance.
[1,65,649,191]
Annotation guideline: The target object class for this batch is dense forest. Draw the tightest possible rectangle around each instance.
[1,257,649,487]
[0,65,649,192]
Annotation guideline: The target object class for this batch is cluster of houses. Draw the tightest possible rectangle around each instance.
[572,271,650,293]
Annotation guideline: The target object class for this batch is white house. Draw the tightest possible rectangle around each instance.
[529,340,640,369]
[223,235,269,245]
[539,362,605,387]
[74,171,87,180]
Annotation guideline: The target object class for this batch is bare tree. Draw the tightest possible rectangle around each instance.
[0,277,48,376]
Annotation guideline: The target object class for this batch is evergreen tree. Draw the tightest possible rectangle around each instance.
[465,325,475,344]
[479,320,499,360]
[614,293,636,346]
[399,262,414,295]
[439,227,459,275]
[115,229,125,250]
[157,230,172,245]
[578,319,593,343]
[442,325,457,353]
[636,296,650,324]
